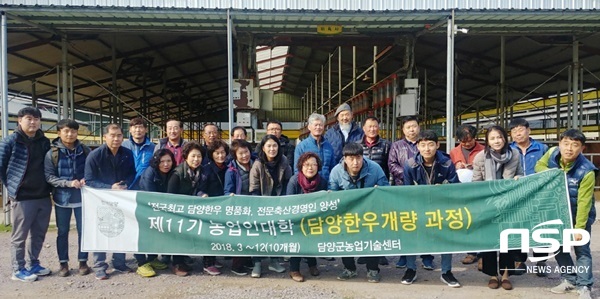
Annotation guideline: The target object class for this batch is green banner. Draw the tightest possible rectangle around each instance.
[81,169,572,256]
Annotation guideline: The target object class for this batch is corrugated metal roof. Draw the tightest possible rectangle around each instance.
[1,0,599,10]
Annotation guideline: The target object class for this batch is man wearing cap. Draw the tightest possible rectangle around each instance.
[324,103,364,164]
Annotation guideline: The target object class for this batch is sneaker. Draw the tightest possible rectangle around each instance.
[251,262,261,278]
[536,261,548,277]
[395,256,407,268]
[95,269,108,280]
[337,269,357,281]
[441,271,461,288]
[113,264,133,273]
[578,286,592,299]
[29,264,51,276]
[320,257,335,261]
[183,256,195,265]
[231,267,248,276]
[79,262,91,276]
[58,263,70,277]
[309,266,320,276]
[379,257,389,266]
[136,263,156,277]
[356,257,366,264]
[268,259,286,273]
[11,269,37,282]
[172,264,189,277]
[401,269,417,285]
[551,280,576,294]
[203,265,221,276]
[148,259,168,270]
[367,270,381,283]
[422,259,434,270]
[214,260,224,269]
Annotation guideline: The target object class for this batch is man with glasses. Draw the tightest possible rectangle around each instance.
[256,120,295,167]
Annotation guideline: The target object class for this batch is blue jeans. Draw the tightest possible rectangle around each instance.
[55,206,88,263]
[406,254,452,273]
[554,219,593,288]
[93,252,126,271]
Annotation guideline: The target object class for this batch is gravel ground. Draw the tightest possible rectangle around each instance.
[1,223,598,299]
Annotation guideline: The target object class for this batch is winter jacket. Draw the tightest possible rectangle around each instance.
[168,162,201,196]
[224,159,254,195]
[198,161,227,197]
[122,135,155,190]
[509,138,548,176]
[388,138,419,185]
[44,138,90,207]
[139,166,172,193]
[154,137,187,165]
[249,158,292,196]
[449,142,485,167]
[324,122,364,163]
[0,128,51,200]
[536,147,597,229]
[329,158,389,190]
[359,136,391,178]
[286,173,328,195]
[472,148,523,181]
[404,151,459,185]
[294,135,335,180]
[84,144,136,189]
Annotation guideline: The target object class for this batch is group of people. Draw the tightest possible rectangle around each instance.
[0,104,594,298]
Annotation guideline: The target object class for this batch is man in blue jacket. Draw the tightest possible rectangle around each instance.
[84,124,136,280]
[122,117,155,190]
[329,142,388,283]
[324,102,364,164]
[0,107,52,282]
[401,130,461,288]
[508,117,549,275]
[294,113,336,180]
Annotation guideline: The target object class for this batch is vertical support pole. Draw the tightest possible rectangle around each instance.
[391,75,398,140]
[31,80,37,107]
[56,66,61,120]
[338,46,342,106]
[373,45,377,84]
[1,11,9,225]
[61,36,68,120]
[69,64,74,119]
[315,75,318,113]
[321,65,324,112]
[385,80,390,140]
[572,38,579,129]
[567,65,572,128]
[500,35,505,127]
[445,13,455,153]
[424,69,428,129]
[328,54,331,112]
[579,65,584,130]
[227,9,234,144]
[111,35,117,124]
[352,46,356,96]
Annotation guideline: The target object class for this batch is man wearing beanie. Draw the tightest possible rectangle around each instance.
[324,103,364,163]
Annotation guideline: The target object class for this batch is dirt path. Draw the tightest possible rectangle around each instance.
[1,224,597,299]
